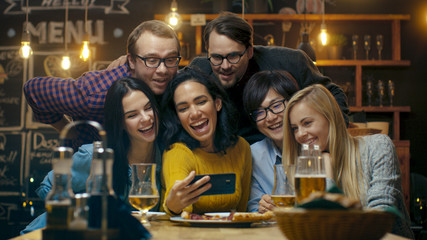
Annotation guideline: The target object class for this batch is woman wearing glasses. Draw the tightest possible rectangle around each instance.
[242,70,299,213]
[160,68,252,216]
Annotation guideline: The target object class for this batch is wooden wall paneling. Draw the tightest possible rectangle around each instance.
[394,140,410,212]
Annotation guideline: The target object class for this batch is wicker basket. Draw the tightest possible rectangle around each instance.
[348,128,382,137]
[273,208,395,240]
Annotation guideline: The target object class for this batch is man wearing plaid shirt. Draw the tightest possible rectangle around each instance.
[23,20,181,149]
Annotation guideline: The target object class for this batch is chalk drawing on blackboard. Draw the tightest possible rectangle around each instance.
[29,50,91,79]
[6,60,23,77]
[0,132,25,195]
[0,64,6,84]
[0,133,6,150]
[4,1,130,15]
[24,130,60,198]
[0,46,25,131]
[0,202,19,221]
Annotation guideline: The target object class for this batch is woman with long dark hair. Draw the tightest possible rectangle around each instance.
[160,68,252,216]
[21,77,161,233]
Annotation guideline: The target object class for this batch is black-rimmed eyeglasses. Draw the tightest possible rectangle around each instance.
[250,99,287,122]
[207,48,248,66]
[135,55,181,68]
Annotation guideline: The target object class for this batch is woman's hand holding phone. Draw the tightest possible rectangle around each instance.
[165,171,212,214]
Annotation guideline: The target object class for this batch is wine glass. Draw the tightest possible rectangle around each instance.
[364,35,371,60]
[271,164,296,208]
[294,155,326,204]
[377,80,385,107]
[366,79,373,106]
[352,34,359,60]
[376,34,383,60]
[388,80,395,106]
[129,163,159,227]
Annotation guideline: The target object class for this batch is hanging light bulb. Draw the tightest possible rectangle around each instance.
[80,34,90,61]
[19,30,33,59]
[61,55,71,70]
[165,0,182,29]
[20,0,33,59]
[320,23,328,46]
[62,0,71,70]
[80,0,90,61]
[319,0,328,46]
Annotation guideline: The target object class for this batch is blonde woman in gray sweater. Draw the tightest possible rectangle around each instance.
[282,84,413,239]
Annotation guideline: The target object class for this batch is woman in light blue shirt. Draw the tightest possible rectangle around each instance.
[242,70,299,213]
[21,77,162,234]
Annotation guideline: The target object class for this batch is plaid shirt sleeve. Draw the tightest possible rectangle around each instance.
[23,64,131,124]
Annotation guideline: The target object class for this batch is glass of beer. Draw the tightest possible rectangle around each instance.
[129,163,159,227]
[294,156,326,203]
[271,164,296,208]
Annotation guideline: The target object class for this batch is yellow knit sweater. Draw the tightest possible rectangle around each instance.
[162,137,252,215]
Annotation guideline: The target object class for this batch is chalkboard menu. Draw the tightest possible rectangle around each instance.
[0,132,25,195]
[0,47,25,131]
[25,129,60,198]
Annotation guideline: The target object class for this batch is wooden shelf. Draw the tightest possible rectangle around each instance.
[155,13,410,57]
[316,60,411,66]
[393,140,410,210]
[350,106,410,141]
[155,13,410,22]
[349,106,411,112]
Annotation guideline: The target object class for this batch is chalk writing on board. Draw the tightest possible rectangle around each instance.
[0,48,24,129]
[4,0,130,15]
[30,132,59,165]
[0,133,23,192]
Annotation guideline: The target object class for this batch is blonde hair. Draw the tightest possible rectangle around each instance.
[282,84,365,201]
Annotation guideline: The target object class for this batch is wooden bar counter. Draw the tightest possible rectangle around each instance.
[11,219,410,240]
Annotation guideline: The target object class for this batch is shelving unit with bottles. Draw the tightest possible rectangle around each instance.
[155,13,411,208]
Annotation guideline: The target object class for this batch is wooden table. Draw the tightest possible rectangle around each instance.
[11,219,409,240]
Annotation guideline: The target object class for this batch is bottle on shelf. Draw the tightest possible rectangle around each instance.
[45,146,74,230]
[85,141,103,193]
[87,146,119,229]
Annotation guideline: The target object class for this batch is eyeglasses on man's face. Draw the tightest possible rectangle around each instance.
[135,55,181,68]
[250,99,287,122]
[207,48,248,66]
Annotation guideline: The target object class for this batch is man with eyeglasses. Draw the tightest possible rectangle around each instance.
[24,20,180,149]
[188,12,348,144]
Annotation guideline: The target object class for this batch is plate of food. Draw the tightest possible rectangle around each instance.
[170,211,274,227]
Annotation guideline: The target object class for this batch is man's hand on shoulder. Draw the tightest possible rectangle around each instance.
[107,55,127,70]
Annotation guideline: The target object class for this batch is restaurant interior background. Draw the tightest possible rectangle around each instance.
[0,0,426,238]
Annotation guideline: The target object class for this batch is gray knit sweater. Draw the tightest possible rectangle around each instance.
[359,134,413,238]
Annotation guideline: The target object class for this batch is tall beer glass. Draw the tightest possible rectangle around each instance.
[294,155,326,203]
[129,163,159,227]
[271,164,296,208]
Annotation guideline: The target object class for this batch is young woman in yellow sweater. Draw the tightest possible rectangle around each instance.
[160,68,252,216]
